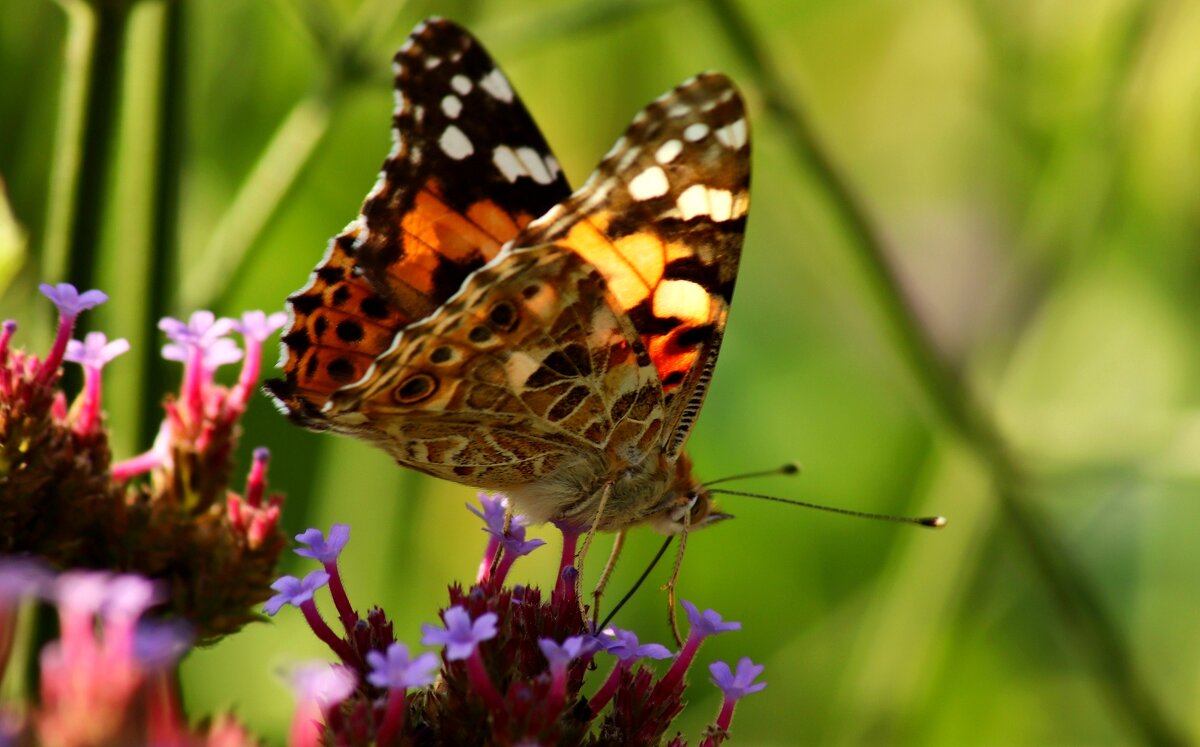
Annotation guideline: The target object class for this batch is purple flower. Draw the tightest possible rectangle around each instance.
[52,571,113,615]
[64,332,129,370]
[681,600,741,637]
[162,336,243,370]
[233,310,288,343]
[0,558,53,603]
[498,527,545,558]
[366,643,440,690]
[263,571,330,616]
[133,619,194,669]
[294,524,351,564]
[101,574,162,621]
[421,606,498,661]
[598,627,673,662]
[539,635,596,673]
[289,662,358,706]
[39,283,108,318]
[158,311,234,347]
[709,657,767,700]
[467,493,509,534]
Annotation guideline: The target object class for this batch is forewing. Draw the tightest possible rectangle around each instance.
[267,18,571,423]
[514,73,750,457]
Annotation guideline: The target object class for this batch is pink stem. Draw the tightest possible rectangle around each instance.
[323,562,357,632]
[375,688,407,745]
[35,314,75,385]
[111,450,165,481]
[476,536,501,584]
[465,648,504,714]
[300,600,358,664]
[653,633,703,697]
[75,366,101,433]
[587,661,629,715]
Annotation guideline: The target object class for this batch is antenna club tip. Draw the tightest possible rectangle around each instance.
[781,463,801,475]
[922,516,948,528]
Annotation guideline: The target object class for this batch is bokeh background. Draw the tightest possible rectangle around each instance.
[3,0,1200,744]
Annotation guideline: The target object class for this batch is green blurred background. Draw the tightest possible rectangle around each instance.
[3,0,1199,744]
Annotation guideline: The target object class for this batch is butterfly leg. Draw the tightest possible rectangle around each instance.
[663,509,691,646]
[486,503,518,581]
[574,482,613,621]
[590,529,627,629]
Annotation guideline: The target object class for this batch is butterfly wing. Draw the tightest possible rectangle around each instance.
[514,73,750,458]
[266,18,571,424]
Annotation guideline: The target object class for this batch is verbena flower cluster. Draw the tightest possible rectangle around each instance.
[0,284,766,745]
[265,494,766,746]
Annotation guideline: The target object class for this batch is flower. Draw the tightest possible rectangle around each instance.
[63,332,129,370]
[38,283,108,318]
[366,643,440,690]
[158,311,234,348]
[599,627,673,663]
[232,310,287,343]
[295,524,351,564]
[681,600,742,637]
[709,657,766,700]
[263,571,330,616]
[421,606,498,661]
[539,635,596,674]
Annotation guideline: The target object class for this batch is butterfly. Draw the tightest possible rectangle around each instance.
[266,17,749,564]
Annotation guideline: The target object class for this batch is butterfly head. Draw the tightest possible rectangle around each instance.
[649,452,733,536]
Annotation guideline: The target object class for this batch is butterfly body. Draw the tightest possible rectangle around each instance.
[267,18,748,537]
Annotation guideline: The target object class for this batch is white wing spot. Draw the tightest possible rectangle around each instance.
[603,136,627,161]
[653,279,710,323]
[676,184,710,219]
[544,155,562,180]
[441,95,463,119]
[628,166,669,201]
[424,56,441,70]
[480,69,514,103]
[493,145,526,182]
[439,125,474,160]
[684,123,709,142]
[655,139,683,164]
[669,104,691,118]
[715,118,747,149]
[513,147,550,184]
[707,188,734,221]
[451,75,473,95]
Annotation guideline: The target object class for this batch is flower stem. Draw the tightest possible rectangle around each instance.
[702,1,1188,744]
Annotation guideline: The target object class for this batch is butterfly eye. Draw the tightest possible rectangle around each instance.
[488,300,518,331]
[394,373,438,404]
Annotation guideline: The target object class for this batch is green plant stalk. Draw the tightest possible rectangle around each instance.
[703,0,1187,744]
[43,0,130,299]
[181,93,333,312]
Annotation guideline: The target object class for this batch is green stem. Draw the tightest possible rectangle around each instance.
[43,0,130,298]
[181,92,333,312]
[704,0,1186,744]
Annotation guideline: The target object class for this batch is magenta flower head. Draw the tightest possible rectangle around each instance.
[288,663,358,747]
[366,642,440,690]
[158,311,234,348]
[421,606,498,661]
[295,524,350,565]
[709,657,766,701]
[263,571,330,616]
[39,283,108,319]
[0,557,54,605]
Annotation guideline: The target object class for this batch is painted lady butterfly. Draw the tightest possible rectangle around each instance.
[266,18,749,548]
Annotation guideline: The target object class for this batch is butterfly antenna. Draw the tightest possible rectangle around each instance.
[702,462,800,488]
[707,488,946,528]
[596,535,674,633]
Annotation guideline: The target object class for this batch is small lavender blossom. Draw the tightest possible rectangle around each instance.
[294,524,351,564]
[539,635,596,673]
[599,627,673,662]
[498,526,546,558]
[263,571,330,616]
[681,600,741,637]
[101,574,162,621]
[421,606,498,661]
[467,493,509,534]
[63,332,129,369]
[133,619,195,670]
[0,558,53,603]
[366,642,440,690]
[158,311,234,347]
[162,336,243,370]
[39,283,108,318]
[52,571,113,616]
[709,657,766,701]
[233,310,288,343]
